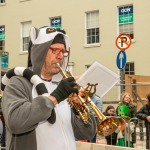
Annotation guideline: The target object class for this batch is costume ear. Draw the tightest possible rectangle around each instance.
[29,27,39,44]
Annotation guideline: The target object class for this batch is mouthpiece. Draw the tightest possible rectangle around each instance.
[56,63,68,78]
[56,63,61,68]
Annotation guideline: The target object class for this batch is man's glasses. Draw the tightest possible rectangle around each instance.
[50,47,69,57]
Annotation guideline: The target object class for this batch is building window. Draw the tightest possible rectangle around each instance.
[85,64,91,69]
[0,0,5,3]
[118,5,134,39]
[66,62,75,75]
[125,62,134,75]
[0,26,5,51]
[86,11,99,44]
[20,0,31,2]
[50,17,62,28]
[21,21,32,52]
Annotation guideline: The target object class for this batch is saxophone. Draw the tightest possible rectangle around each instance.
[57,63,119,136]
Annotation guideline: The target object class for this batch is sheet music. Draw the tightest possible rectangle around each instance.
[76,61,120,97]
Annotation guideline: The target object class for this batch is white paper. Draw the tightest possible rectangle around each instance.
[76,61,120,97]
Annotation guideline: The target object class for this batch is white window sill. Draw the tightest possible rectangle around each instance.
[20,0,31,2]
[0,3,6,6]
[132,39,136,43]
[84,43,101,48]
[19,51,28,55]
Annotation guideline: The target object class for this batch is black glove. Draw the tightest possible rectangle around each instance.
[51,77,78,103]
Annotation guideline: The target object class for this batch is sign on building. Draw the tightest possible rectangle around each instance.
[0,26,5,40]
[1,51,9,68]
[119,5,133,24]
[50,17,62,28]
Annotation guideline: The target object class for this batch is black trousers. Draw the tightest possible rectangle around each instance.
[106,139,117,145]
[1,126,6,147]
[146,125,150,149]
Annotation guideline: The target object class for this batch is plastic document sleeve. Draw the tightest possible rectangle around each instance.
[76,61,120,97]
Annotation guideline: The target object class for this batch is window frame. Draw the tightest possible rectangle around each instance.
[125,62,135,75]
[118,5,134,41]
[66,62,75,75]
[85,10,100,47]
[19,0,31,2]
[0,0,5,4]
[21,21,32,53]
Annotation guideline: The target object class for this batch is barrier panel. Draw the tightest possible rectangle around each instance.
[76,141,146,150]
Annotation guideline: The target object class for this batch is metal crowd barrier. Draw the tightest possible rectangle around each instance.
[105,116,141,148]
[126,117,138,147]
[105,116,128,146]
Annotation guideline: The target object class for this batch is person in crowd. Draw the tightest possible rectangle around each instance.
[136,93,150,149]
[0,110,6,148]
[87,94,103,143]
[116,91,137,148]
[0,104,6,150]
[0,94,6,149]
[1,26,97,150]
[103,105,118,145]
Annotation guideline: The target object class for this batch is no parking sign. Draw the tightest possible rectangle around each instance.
[116,34,131,50]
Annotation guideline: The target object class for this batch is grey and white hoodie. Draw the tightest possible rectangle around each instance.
[1,26,96,150]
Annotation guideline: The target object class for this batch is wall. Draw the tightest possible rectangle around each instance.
[0,0,150,76]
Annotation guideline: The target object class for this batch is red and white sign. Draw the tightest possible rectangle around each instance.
[116,34,131,50]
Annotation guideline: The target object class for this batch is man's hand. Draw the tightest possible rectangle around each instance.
[69,93,82,105]
[51,77,78,103]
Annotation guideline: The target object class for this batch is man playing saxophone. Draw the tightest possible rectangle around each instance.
[1,26,97,150]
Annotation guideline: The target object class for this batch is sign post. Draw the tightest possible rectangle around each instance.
[116,34,131,93]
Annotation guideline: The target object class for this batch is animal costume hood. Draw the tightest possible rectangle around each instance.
[28,26,70,82]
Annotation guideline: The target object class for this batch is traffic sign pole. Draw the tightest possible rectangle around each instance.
[116,34,131,94]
